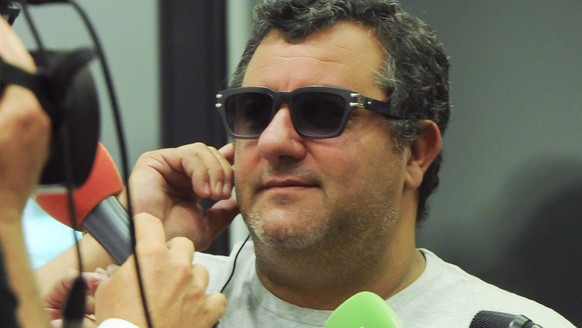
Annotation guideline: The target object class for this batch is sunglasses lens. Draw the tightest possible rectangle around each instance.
[293,92,346,137]
[225,92,273,137]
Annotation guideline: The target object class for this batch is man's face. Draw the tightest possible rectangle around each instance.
[233,22,409,250]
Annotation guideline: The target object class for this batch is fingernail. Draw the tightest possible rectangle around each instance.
[215,181,223,196]
[106,264,120,276]
[223,181,232,196]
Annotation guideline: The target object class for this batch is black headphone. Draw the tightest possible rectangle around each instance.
[0,3,100,187]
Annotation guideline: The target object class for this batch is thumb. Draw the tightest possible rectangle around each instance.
[205,198,240,238]
[218,143,235,165]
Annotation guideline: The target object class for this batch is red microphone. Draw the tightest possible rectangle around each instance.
[35,143,132,264]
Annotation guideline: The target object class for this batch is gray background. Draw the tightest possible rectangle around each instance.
[404,1,582,323]
[403,0,582,265]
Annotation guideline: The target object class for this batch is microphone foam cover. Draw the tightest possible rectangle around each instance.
[35,143,123,229]
[469,310,537,328]
[324,291,403,328]
[470,311,514,327]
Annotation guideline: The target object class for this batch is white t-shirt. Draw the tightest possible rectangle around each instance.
[195,242,575,327]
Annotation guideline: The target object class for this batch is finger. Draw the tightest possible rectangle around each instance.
[184,144,230,199]
[105,264,120,277]
[207,292,227,312]
[126,148,193,219]
[82,270,109,293]
[82,316,98,327]
[178,143,233,200]
[166,236,195,263]
[218,142,235,165]
[208,145,235,198]
[206,292,227,310]
[191,263,210,289]
[85,295,95,316]
[195,145,227,199]
[203,292,227,325]
[205,198,240,237]
[43,269,79,309]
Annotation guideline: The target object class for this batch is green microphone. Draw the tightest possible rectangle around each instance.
[324,291,404,328]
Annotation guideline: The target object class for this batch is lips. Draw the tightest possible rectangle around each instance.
[260,177,319,191]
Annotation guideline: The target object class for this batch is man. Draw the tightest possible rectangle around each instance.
[39,0,574,327]
[0,17,225,328]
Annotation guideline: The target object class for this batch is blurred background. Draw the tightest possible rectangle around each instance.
[14,0,581,325]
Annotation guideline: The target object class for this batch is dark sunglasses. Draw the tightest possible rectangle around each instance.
[215,86,405,139]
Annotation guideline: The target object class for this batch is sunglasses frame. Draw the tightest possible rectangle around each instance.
[215,85,405,139]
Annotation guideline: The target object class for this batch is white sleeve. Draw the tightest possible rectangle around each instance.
[98,318,140,328]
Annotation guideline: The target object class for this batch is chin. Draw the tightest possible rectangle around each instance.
[242,206,334,248]
[248,218,327,250]
[262,231,325,249]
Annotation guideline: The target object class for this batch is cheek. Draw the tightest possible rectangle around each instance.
[314,147,374,198]
[327,140,405,198]
[233,142,254,173]
[322,155,359,184]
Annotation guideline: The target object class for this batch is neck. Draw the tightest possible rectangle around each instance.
[253,225,425,310]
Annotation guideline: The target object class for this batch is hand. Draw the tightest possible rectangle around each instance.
[120,142,239,250]
[0,18,50,211]
[42,269,106,327]
[94,213,227,327]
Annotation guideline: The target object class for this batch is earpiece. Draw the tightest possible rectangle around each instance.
[33,49,100,187]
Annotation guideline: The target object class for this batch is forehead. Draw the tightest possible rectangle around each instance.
[242,21,386,99]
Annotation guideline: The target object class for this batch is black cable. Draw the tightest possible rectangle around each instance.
[67,1,152,327]
[219,234,251,293]
[17,1,47,68]
[59,93,86,328]
[59,102,84,274]
[212,234,251,328]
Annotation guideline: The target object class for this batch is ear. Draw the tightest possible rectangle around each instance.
[404,120,442,191]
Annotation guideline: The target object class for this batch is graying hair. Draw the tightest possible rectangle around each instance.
[231,0,450,223]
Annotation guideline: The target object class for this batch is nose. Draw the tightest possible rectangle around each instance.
[257,106,307,162]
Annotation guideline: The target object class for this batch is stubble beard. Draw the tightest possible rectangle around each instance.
[242,207,332,250]
[241,196,398,257]
[243,199,401,290]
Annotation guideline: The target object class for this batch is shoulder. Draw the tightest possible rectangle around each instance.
[407,249,576,328]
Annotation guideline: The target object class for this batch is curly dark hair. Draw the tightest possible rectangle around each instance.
[230,0,450,223]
